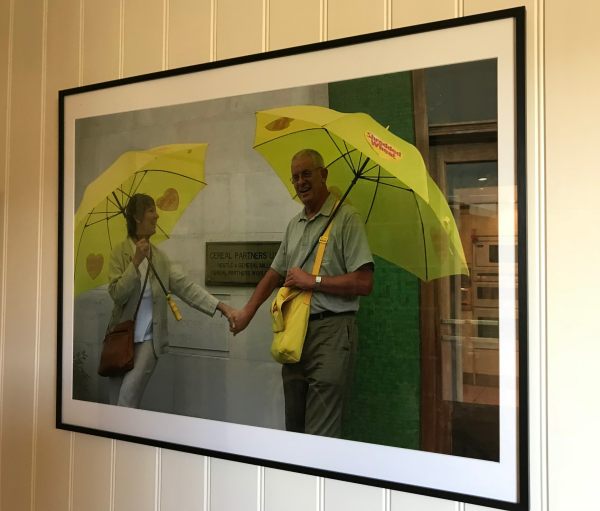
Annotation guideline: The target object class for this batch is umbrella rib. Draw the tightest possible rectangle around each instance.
[253,127,331,150]
[325,131,358,174]
[412,190,429,281]
[155,223,170,239]
[254,126,358,173]
[74,211,94,264]
[135,169,207,185]
[364,167,382,224]
[84,211,123,228]
[327,147,359,168]
[360,176,413,192]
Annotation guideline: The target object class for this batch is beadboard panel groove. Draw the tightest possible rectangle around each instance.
[324,478,384,511]
[264,467,319,511]
[114,440,158,510]
[160,450,206,511]
[215,0,263,60]
[0,10,11,495]
[81,0,121,85]
[327,0,385,40]
[391,0,456,27]
[210,458,259,511]
[167,0,212,68]
[391,491,457,511]
[0,0,44,509]
[268,0,321,50]
[33,0,80,509]
[122,0,164,77]
[0,0,551,510]
[545,0,600,508]
[71,434,113,511]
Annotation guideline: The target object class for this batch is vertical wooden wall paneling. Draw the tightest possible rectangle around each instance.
[81,0,121,85]
[0,0,45,509]
[35,0,81,505]
[211,0,218,62]
[114,440,159,510]
[0,0,12,501]
[205,455,211,511]
[117,0,167,506]
[321,0,328,41]
[267,0,321,51]
[263,468,319,511]
[391,490,458,511]
[546,0,600,506]
[390,0,457,29]
[166,0,212,69]
[262,0,270,51]
[210,457,260,511]
[159,449,206,510]
[533,2,548,508]
[215,0,263,60]
[75,1,122,509]
[323,478,384,511]
[327,0,386,40]
[71,433,113,511]
[464,3,547,511]
[122,0,164,78]
[0,0,544,510]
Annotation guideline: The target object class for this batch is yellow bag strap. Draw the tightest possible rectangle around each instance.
[311,219,334,275]
[303,200,339,304]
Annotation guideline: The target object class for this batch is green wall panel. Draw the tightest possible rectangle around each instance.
[328,73,421,449]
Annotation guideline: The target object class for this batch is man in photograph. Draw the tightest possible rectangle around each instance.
[230,148,374,438]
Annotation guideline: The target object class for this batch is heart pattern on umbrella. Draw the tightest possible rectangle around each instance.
[86,253,104,280]
[156,187,180,211]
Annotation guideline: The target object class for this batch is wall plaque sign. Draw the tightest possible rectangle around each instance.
[205,241,281,285]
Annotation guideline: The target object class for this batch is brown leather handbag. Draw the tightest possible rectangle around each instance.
[98,266,149,377]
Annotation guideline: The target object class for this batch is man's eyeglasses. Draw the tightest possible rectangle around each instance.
[290,169,318,184]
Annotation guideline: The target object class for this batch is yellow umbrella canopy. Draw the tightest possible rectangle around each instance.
[254,105,468,281]
[74,143,208,296]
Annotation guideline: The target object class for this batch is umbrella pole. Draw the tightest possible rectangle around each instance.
[298,173,360,270]
[146,257,183,321]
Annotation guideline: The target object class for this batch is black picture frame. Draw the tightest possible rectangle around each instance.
[58,7,527,510]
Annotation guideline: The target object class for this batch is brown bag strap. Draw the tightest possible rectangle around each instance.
[105,264,150,335]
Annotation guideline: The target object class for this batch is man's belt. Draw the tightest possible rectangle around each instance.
[308,310,356,322]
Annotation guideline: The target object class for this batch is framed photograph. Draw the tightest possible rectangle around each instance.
[58,7,527,510]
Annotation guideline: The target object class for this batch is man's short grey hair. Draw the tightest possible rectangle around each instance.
[292,148,325,168]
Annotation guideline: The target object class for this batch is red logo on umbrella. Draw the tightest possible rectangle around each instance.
[365,131,402,160]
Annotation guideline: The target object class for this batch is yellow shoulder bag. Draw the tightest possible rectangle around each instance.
[270,220,334,364]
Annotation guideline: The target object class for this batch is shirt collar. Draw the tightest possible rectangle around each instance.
[299,192,337,222]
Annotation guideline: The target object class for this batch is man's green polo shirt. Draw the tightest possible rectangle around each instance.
[271,193,374,314]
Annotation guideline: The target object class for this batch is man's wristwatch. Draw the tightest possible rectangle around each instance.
[314,275,322,289]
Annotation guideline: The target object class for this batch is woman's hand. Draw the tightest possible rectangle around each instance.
[217,302,237,331]
[132,238,151,267]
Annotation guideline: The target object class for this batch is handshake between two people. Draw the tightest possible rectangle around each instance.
[216,266,316,336]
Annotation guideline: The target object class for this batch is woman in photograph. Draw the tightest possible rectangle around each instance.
[107,193,235,408]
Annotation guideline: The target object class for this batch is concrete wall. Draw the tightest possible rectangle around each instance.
[0,0,597,510]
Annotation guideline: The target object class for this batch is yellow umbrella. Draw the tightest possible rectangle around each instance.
[74,143,208,296]
[254,105,468,281]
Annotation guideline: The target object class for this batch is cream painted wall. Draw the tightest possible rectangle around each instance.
[1,0,595,510]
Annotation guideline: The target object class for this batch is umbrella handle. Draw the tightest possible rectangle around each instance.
[167,294,183,321]
[145,258,183,321]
